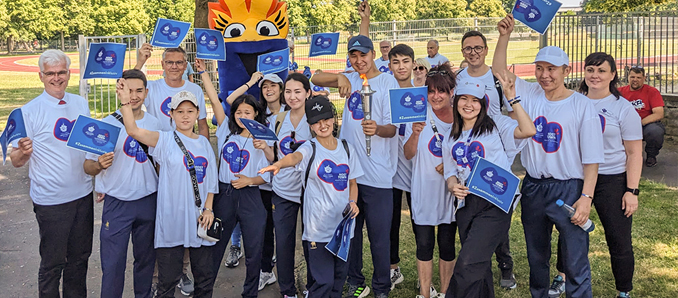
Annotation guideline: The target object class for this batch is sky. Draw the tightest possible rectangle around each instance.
[559,0,582,8]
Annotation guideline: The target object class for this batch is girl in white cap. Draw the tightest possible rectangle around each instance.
[442,74,535,298]
[116,81,218,298]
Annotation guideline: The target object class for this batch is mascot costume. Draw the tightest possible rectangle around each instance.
[208,0,290,116]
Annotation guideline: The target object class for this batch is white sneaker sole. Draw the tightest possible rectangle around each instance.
[258,274,277,291]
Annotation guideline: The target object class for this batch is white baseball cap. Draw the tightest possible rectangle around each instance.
[455,78,486,99]
[258,73,284,88]
[169,91,199,109]
[533,46,569,66]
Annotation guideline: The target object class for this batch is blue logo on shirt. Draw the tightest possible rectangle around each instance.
[160,22,183,41]
[160,97,172,117]
[222,142,250,173]
[183,151,208,183]
[279,136,305,156]
[53,118,75,141]
[317,159,350,191]
[378,65,391,74]
[123,136,148,163]
[452,141,485,168]
[532,116,562,153]
[428,135,444,158]
[347,92,364,120]
[93,47,118,69]
[346,57,352,68]
[480,167,509,195]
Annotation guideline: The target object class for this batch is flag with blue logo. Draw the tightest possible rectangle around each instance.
[1,108,27,165]
[257,47,290,75]
[239,118,279,141]
[195,28,226,61]
[150,18,192,48]
[309,32,340,57]
[326,213,355,262]
[389,87,428,124]
[66,115,121,156]
[83,43,127,79]
[512,0,562,35]
[466,157,520,213]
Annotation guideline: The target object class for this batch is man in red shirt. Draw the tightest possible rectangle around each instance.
[620,66,665,167]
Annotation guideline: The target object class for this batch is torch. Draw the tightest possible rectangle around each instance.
[359,74,375,156]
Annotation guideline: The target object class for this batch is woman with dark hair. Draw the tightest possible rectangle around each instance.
[442,72,535,298]
[548,52,642,298]
[403,62,456,298]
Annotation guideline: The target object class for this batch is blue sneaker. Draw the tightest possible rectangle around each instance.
[548,275,565,298]
[617,292,631,298]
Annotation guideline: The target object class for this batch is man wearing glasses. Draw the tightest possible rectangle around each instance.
[619,66,665,167]
[426,39,449,68]
[374,40,393,74]
[10,49,94,297]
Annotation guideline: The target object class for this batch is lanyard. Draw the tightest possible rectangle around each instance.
[458,130,474,185]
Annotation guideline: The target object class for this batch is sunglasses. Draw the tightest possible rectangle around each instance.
[427,70,449,77]
[630,65,645,71]
[413,66,427,71]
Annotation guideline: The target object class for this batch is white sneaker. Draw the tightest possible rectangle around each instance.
[258,271,277,291]
[390,267,404,290]
[430,286,438,297]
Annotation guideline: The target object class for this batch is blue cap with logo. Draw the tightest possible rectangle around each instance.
[347,35,374,53]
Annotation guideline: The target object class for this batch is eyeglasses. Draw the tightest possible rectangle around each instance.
[413,66,427,72]
[427,70,449,77]
[42,70,69,77]
[462,46,486,54]
[164,60,186,67]
[630,65,644,71]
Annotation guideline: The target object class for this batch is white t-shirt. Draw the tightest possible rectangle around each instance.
[456,68,513,116]
[145,79,208,132]
[344,55,354,72]
[271,112,313,203]
[215,124,270,185]
[11,91,93,205]
[590,95,643,175]
[515,78,605,180]
[392,123,413,192]
[150,131,218,248]
[426,53,449,68]
[85,111,161,201]
[259,112,284,192]
[295,139,364,242]
[374,57,392,75]
[340,72,399,188]
[405,110,454,225]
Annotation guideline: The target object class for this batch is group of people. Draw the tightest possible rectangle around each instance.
[7,1,667,297]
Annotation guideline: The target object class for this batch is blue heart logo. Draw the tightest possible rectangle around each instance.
[83,122,98,138]
[222,142,250,173]
[346,57,351,68]
[314,36,324,47]
[428,134,444,157]
[183,151,208,183]
[160,23,173,35]
[451,141,485,169]
[263,56,273,65]
[92,129,111,146]
[479,167,509,195]
[599,114,606,133]
[347,92,364,120]
[160,97,172,117]
[123,136,148,163]
[53,118,75,141]
[279,136,305,156]
[532,116,563,153]
[168,27,182,41]
[312,85,323,92]
[320,37,333,49]
[525,6,542,22]
[271,56,283,66]
[317,160,350,191]
[378,65,390,73]
[400,93,426,113]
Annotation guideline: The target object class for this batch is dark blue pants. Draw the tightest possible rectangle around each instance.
[643,121,664,158]
[390,188,413,265]
[100,193,157,298]
[156,245,214,298]
[33,192,93,298]
[271,192,301,296]
[212,183,266,298]
[521,175,592,298]
[347,184,393,295]
[260,189,275,272]
[306,241,349,298]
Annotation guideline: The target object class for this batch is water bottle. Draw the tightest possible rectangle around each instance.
[556,199,595,232]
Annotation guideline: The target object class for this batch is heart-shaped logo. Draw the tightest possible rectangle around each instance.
[160,97,172,117]
[160,23,173,35]
[451,141,485,169]
[315,36,333,49]
[279,136,305,156]
[222,142,250,173]
[95,48,117,69]
[346,57,351,68]
[92,129,111,146]
[123,136,148,163]
[317,159,350,191]
[347,92,364,120]
[168,27,181,41]
[479,167,509,195]
[183,151,208,183]
[378,65,391,74]
[532,116,563,153]
[83,122,98,138]
[400,93,426,113]
[599,114,606,133]
[428,134,444,158]
[53,118,75,141]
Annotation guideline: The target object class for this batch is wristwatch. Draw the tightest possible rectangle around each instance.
[625,187,640,196]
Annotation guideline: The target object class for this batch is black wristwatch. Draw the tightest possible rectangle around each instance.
[625,187,640,196]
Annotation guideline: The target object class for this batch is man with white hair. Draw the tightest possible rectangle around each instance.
[10,49,94,297]
[426,39,449,67]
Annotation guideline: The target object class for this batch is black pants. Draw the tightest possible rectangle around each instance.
[390,188,413,265]
[272,192,301,296]
[556,173,634,292]
[412,223,457,262]
[446,194,512,298]
[260,189,275,272]
[33,192,94,298]
[643,121,664,158]
[156,246,215,298]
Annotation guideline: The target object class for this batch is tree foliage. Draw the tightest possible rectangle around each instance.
[91,0,150,36]
[416,0,469,20]
[584,0,670,12]
[468,0,506,17]
[145,0,195,30]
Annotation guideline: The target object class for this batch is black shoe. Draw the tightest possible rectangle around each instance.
[646,156,657,167]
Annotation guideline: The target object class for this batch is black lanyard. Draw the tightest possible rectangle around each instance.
[173,132,202,208]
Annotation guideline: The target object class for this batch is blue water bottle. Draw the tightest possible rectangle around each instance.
[556,199,595,233]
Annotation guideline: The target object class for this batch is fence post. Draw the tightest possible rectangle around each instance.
[540,29,548,49]
[636,16,643,65]
[392,20,397,44]
[78,35,88,100]
[474,17,478,31]
[137,34,147,74]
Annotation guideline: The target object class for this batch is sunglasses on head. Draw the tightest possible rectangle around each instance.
[427,70,449,77]
[630,65,644,71]
[413,66,427,71]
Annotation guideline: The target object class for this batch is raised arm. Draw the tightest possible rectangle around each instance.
[258,151,303,176]
[134,43,153,70]
[225,72,263,106]
[195,59,227,126]
[492,14,516,82]
[117,79,159,147]
[358,0,371,36]
[495,71,535,138]
[312,73,352,98]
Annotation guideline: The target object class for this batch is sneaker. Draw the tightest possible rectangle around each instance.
[284,295,298,298]
[548,275,565,298]
[225,245,243,268]
[177,274,194,296]
[390,267,404,290]
[344,284,370,298]
[646,156,657,167]
[258,271,277,290]
[500,268,517,289]
[430,286,438,297]
[151,282,158,297]
[617,292,631,298]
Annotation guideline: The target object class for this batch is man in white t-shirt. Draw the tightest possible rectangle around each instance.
[493,15,604,298]
[83,69,161,298]
[374,41,392,74]
[10,49,94,297]
[312,34,398,298]
[426,39,449,68]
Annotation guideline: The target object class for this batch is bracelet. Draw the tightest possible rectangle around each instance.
[244,83,251,89]
[509,99,521,106]
[202,208,213,213]
[197,70,206,75]
[581,193,593,200]
[349,200,357,203]
[120,102,130,107]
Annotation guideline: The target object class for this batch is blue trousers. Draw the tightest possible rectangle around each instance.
[347,184,393,295]
[306,241,349,298]
[100,193,157,298]
[521,175,592,298]
[271,192,301,296]
[212,183,266,298]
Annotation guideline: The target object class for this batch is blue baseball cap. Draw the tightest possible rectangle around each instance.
[347,35,374,53]
[534,46,569,66]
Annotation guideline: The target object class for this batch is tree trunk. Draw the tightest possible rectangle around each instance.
[61,31,65,52]
[195,0,218,29]
[7,36,12,55]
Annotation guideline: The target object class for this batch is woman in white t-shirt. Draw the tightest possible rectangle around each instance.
[442,75,535,298]
[116,82,218,298]
[259,96,362,298]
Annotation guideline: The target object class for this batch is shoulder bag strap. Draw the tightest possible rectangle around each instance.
[272,110,289,163]
[173,131,202,208]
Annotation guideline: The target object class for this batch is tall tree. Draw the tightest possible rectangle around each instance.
[91,0,151,35]
[468,0,506,17]
[2,0,43,53]
[146,0,195,30]
[369,0,416,22]
[416,0,469,19]
[584,0,668,12]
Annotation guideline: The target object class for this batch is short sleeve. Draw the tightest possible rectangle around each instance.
[619,101,643,141]
[649,87,665,109]
[186,63,195,75]
[203,137,219,194]
[579,103,605,164]
[379,77,398,126]
[150,131,169,163]
[347,142,364,180]
[514,77,541,111]
[492,115,526,159]
[294,141,314,174]
[442,138,457,180]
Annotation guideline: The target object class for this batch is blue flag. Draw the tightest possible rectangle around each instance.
[150,18,192,48]
[195,28,226,61]
[239,118,278,141]
[257,48,289,75]
[512,0,562,35]
[326,213,355,262]
[1,108,27,165]
[66,115,121,156]
[466,157,520,213]
[83,43,127,79]
[309,32,340,57]
[389,87,428,124]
